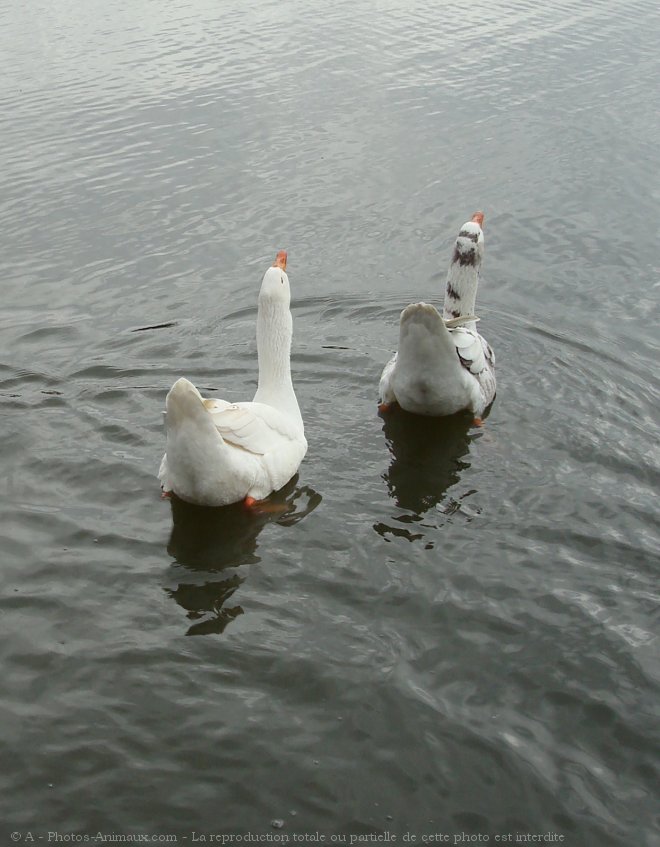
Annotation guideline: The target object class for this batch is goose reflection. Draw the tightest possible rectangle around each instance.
[165,477,321,635]
[376,409,480,542]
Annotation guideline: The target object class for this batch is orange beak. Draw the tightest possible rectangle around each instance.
[272,250,287,271]
[471,211,485,228]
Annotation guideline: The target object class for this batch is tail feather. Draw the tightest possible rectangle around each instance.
[393,303,474,416]
[161,378,241,505]
[398,303,456,366]
[165,378,211,427]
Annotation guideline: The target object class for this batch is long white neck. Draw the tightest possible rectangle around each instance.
[442,227,483,331]
[253,298,303,429]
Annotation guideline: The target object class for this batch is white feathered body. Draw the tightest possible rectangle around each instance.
[159,263,307,507]
[378,217,496,417]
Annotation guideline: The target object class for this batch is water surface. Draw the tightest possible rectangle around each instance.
[1,0,658,844]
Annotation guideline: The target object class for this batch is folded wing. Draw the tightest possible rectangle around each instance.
[206,401,303,456]
[450,327,494,375]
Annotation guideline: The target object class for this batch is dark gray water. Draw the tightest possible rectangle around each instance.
[1,0,658,844]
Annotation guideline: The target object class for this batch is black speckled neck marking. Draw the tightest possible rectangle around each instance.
[458,229,479,242]
[446,281,461,300]
[452,246,477,267]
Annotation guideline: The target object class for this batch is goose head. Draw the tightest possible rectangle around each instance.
[453,211,485,267]
[259,250,290,307]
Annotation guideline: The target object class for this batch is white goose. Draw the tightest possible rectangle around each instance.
[159,252,307,508]
[378,212,495,421]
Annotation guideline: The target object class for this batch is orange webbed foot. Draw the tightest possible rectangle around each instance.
[243,496,288,515]
[472,417,485,427]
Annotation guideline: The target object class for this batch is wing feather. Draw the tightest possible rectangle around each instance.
[449,327,490,375]
[207,402,301,456]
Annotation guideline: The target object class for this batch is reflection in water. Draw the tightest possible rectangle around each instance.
[169,574,245,637]
[376,409,479,544]
[165,478,321,635]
